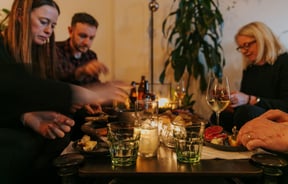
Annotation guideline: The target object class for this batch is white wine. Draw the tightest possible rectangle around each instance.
[206,76,230,125]
[207,99,230,113]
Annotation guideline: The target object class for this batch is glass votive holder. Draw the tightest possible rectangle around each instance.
[138,119,159,158]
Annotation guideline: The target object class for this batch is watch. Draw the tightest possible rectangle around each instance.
[256,97,261,104]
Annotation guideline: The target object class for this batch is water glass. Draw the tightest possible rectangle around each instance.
[107,122,141,167]
[173,122,205,164]
[135,100,158,121]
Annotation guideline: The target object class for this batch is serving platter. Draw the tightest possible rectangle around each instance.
[204,140,247,152]
[72,140,110,157]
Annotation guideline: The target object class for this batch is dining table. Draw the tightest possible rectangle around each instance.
[73,142,264,184]
[59,111,266,183]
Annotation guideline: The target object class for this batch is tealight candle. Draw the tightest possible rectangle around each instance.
[158,98,169,108]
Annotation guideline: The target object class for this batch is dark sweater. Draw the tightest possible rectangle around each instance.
[241,53,288,112]
[0,36,73,128]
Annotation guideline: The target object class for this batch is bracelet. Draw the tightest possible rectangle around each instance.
[247,95,251,104]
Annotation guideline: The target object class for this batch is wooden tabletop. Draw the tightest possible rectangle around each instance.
[78,145,263,178]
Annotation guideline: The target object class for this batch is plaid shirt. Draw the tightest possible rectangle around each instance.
[55,38,101,85]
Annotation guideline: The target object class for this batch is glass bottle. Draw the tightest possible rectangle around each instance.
[138,75,145,100]
[142,80,151,101]
[129,81,137,109]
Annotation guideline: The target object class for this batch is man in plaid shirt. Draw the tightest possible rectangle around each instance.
[56,12,108,86]
[56,12,109,139]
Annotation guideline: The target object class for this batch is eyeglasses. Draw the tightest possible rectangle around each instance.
[236,40,256,52]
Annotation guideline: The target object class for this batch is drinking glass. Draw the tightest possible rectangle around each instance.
[107,122,141,167]
[173,122,205,164]
[206,75,230,125]
[135,100,158,121]
[174,79,186,108]
[135,100,159,157]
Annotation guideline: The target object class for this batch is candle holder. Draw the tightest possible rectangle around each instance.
[149,83,172,112]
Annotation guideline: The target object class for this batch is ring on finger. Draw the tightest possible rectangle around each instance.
[245,133,253,141]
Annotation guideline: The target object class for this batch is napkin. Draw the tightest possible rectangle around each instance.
[201,146,267,160]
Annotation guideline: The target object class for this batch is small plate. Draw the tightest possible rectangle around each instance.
[251,153,288,167]
[72,140,110,157]
[204,140,247,152]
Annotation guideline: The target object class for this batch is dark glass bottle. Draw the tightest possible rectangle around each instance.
[138,75,145,100]
[129,81,137,106]
[142,80,156,101]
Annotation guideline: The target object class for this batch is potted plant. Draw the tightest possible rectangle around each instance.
[0,8,10,31]
[160,0,225,110]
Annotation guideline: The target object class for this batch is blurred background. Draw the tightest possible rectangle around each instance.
[2,0,288,119]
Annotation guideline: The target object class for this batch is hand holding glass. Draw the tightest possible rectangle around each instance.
[206,76,230,125]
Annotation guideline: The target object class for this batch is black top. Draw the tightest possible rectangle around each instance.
[0,36,73,128]
[241,53,288,112]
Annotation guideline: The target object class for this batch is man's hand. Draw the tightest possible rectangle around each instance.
[75,60,109,80]
[237,110,288,152]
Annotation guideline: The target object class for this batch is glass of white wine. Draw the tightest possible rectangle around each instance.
[206,75,231,125]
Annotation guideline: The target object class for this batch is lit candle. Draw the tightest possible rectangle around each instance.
[158,98,169,108]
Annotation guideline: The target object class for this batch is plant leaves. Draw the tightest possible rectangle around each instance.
[161,0,225,110]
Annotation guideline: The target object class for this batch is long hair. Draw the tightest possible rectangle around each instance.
[235,21,285,69]
[4,0,60,79]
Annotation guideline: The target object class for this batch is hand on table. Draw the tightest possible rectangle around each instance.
[21,111,75,139]
[237,109,288,152]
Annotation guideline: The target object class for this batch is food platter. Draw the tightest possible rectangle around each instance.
[204,140,247,152]
[204,125,247,152]
[84,112,118,128]
[72,140,110,157]
[81,121,108,138]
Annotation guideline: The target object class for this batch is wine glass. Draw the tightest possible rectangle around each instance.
[174,79,186,108]
[206,75,231,125]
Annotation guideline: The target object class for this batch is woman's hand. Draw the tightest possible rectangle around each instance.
[70,80,130,106]
[85,80,131,104]
[70,103,102,114]
[230,91,249,108]
[21,111,75,139]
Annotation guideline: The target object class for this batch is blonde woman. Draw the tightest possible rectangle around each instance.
[213,21,288,132]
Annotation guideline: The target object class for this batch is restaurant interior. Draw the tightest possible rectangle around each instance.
[2,0,288,119]
[2,0,288,183]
